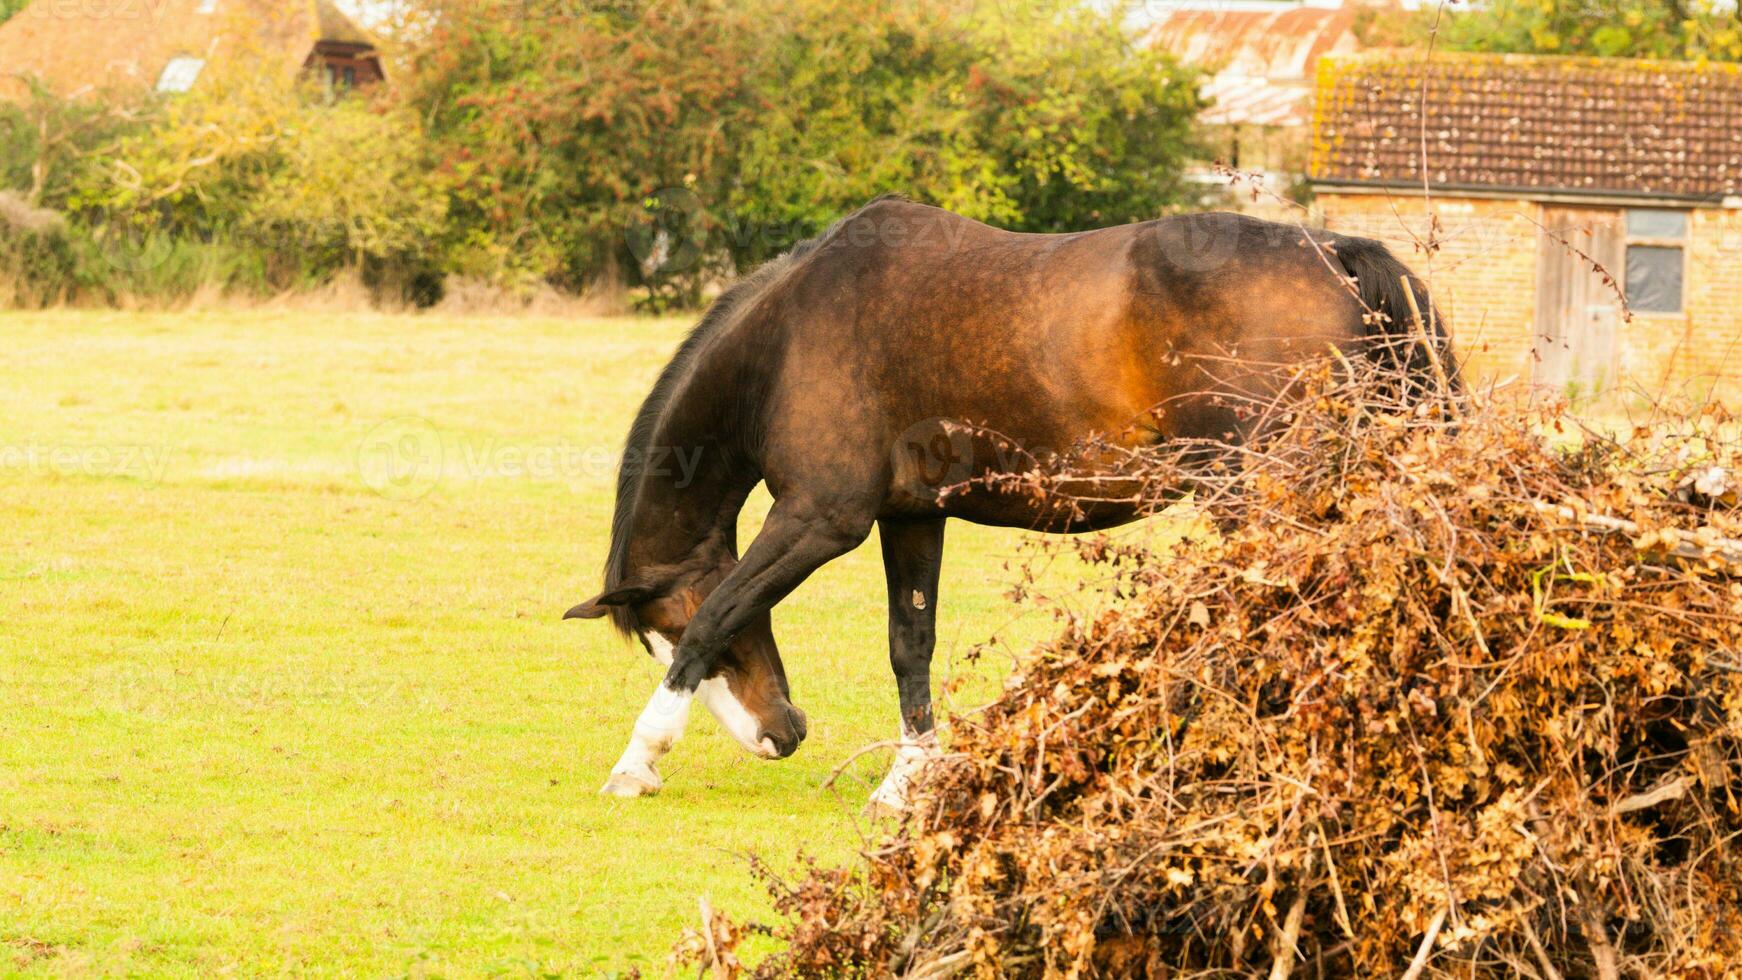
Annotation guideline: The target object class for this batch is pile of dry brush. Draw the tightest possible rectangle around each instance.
[684,365,1742,979]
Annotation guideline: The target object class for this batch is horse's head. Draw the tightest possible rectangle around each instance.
[566,569,808,760]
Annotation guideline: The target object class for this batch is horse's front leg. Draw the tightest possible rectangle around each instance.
[867,517,946,813]
[602,497,870,796]
[600,645,690,797]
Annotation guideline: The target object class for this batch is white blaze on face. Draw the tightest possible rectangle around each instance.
[643,631,676,667]
[641,632,777,759]
[697,676,779,758]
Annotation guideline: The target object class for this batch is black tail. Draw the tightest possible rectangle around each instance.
[1332,235,1458,392]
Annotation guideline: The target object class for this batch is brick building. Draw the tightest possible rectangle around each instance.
[1310,53,1742,397]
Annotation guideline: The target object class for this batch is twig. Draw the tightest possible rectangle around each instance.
[698,896,722,977]
[1401,274,1457,414]
[1399,907,1448,980]
[1516,905,1565,980]
[903,948,972,980]
[823,739,958,791]
[1610,775,1690,816]
[1579,901,1620,980]
[1530,500,1742,571]
[1317,827,1355,940]
[1268,850,1318,980]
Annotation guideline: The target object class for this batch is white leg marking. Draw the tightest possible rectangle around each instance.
[867,724,941,812]
[601,678,691,797]
[639,632,775,759]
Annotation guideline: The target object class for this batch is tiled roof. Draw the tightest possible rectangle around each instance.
[0,0,377,103]
[1311,53,1742,201]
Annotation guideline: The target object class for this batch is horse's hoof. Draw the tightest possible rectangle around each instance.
[599,771,660,797]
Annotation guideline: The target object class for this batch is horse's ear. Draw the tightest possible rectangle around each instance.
[562,601,611,620]
[563,582,657,621]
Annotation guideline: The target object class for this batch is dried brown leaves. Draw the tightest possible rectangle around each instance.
[691,367,1742,979]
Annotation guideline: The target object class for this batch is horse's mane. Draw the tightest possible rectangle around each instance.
[597,202,885,637]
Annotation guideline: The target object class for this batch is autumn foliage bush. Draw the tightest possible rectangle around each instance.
[687,369,1742,978]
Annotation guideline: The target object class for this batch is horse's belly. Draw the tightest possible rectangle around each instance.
[882,417,1154,531]
[925,491,1146,533]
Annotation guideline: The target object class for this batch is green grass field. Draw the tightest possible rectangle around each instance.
[0,309,1122,976]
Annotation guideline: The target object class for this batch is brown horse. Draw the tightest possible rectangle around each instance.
[565,197,1448,806]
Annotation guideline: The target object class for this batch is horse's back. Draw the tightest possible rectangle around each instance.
[751,202,1384,524]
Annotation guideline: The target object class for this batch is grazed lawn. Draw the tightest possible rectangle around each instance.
[0,309,1135,976]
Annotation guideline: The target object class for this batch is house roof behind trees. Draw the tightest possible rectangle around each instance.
[0,0,382,103]
[1311,52,1742,203]
[1144,0,1364,127]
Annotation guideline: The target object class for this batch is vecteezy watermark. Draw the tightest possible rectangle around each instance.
[889,417,1047,499]
[0,442,172,483]
[20,0,176,22]
[78,661,433,715]
[90,220,181,276]
[354,417,705,500]
[626,186,709,278]
[357,417,445,501]
[453,0,704,27]
[622,190,991,278]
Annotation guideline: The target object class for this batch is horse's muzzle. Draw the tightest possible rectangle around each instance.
[757,703,808,759]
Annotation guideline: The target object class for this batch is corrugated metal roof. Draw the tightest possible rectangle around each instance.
[1201,74,1313,127]
[1146,1,1361,127]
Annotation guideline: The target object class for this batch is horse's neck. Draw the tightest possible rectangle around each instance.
[624,467,750,574]
[624,377,761,574]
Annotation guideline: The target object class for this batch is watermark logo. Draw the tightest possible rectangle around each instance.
[357,416,443,501]
[891,418,980,496]
[24,0,176,22]
[353,419,705,498]
[626,186,708,278]
[1157,212,1244,273]
[92,220,178,275]
[0,442,172,483]
[889,418,1045,498]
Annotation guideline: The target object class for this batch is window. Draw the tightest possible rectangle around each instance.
[155,56,205,93]
[1625,208,1687,314]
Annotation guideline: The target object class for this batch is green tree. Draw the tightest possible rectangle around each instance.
[68,49,447,295]
[952,2,1204,233]
[1438,0,1742,61]
[0,77,139,206]
[408,0,764,300]
[723,0,1203,263]
[718,0,982,267]
[406,0,1204,304]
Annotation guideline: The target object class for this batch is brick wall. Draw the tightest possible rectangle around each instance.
[1661,210,1742,397]
[1315,192,1742,399]
[1316,193,1540,385]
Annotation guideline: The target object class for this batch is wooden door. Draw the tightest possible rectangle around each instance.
[1535,207,1624,395]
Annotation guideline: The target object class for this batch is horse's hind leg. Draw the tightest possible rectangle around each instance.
[868,517,946,813]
